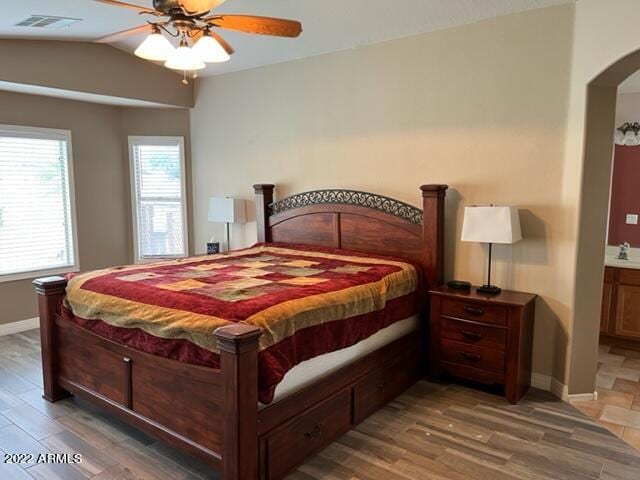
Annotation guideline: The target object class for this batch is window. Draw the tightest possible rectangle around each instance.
[129,136,188,261]
[0,125,78,281]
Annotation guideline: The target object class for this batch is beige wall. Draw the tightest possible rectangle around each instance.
[0,91,191,325]
[0,40,193,108]
[191,6,575,382]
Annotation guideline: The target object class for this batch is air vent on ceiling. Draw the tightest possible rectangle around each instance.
[14,15,81,29]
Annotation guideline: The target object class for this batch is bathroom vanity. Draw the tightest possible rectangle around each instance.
[601,258,640,342]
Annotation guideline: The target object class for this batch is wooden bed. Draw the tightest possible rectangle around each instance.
[34,183,447,480]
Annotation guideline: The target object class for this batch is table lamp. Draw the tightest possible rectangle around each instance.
[461,205,522,295]
[208,197,246,252]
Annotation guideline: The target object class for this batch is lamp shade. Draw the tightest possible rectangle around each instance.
[461,205,522,244]
[208,197,246,224]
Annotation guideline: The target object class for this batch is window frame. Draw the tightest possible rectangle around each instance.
[0,124,79,283]
[128,135,189,263]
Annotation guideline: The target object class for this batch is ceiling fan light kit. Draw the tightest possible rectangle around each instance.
[95,0,302,82]
[165,38,206,71]
[192,34,230,63]
[134,26,175,61]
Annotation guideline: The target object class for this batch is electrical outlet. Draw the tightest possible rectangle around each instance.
[626,214,639,225]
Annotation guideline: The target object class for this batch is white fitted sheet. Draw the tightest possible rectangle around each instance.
[262,315,421,407]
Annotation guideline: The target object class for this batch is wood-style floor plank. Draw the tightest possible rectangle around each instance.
[41,430,119,477]
[1,403,64,440]
[0,328,638,480]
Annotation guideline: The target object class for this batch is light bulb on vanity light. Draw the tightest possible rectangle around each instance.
[192,33,230,63]
[134,26,175,61]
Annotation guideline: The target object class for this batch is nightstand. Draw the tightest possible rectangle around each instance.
[429,285,536,404]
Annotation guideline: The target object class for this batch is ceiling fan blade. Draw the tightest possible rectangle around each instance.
[95,24,152,44]
[205,15,302,38]
[93,0,160,15]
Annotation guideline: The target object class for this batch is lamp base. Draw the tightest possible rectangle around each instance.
[477,285,501,295]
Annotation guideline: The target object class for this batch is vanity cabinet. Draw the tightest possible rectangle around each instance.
[601,268,613,334]
[601,266,640,341]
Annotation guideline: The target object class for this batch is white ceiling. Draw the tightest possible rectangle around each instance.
[0,0,574,77]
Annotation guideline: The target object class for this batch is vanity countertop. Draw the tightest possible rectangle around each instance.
[605,245,640,270]
[605,257,640,270]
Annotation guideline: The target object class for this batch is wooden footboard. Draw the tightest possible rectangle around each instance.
[34,276,262,479]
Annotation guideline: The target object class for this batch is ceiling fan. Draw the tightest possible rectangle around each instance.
[94,0,303,82]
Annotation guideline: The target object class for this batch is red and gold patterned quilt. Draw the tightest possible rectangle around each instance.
[63,243,420,403]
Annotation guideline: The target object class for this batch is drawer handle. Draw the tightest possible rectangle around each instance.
[461,331,483,341]
[376,382,388,390]
[460,352,481,362]
[304,425,322,439]
[463,305,484,316]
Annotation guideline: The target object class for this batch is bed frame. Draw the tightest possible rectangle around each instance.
[34,183,447,480]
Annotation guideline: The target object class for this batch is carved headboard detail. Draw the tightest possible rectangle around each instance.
[253,184,447,288]
[269,190,424,225]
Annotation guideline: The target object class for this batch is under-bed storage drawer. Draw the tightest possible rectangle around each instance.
[353,348,419,424]
[264,389,351,480]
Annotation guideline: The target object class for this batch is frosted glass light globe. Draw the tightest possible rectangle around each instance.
[193,35,230,63]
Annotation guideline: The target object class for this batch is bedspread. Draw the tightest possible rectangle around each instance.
[63,243,420,403]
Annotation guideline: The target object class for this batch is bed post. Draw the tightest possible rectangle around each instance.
[214,323,262,480]
[253,184,275,243]
[420,185,448,288]
[33,276,70,402]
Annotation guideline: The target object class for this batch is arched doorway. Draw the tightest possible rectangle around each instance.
[569,49,640,395]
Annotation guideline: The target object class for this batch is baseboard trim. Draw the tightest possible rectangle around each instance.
[566,391,598,402]
[0,317,38,336]
[550,377,568,400]
[531,373,552,391]
[530,373,597,402]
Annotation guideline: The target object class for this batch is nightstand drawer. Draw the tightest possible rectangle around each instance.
[441,317,506,350]
[440,339,505,373]
[441,298,507,326]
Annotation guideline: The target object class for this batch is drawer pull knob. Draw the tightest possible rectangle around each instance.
[376,382,387,390]
[460,352,481,362]
[461,331,482,340]
[304,425,322,439]
[463,306,484,316]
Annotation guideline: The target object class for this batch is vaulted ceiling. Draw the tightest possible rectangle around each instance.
[1,0,573,77]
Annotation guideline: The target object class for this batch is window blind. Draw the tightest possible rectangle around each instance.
[0,129,76,278]
[130,138,187,260]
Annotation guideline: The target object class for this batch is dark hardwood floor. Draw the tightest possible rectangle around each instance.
[0,329,639,479]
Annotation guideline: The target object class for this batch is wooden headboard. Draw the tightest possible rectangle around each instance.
[253,184,447,287]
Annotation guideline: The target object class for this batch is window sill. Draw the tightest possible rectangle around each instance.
[0,265,78,284]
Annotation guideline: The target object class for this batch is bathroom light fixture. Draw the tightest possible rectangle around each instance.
[615,122,640,146]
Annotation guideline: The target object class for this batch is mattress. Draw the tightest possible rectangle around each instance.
[63,243,422,404]
[267,314,420,406]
